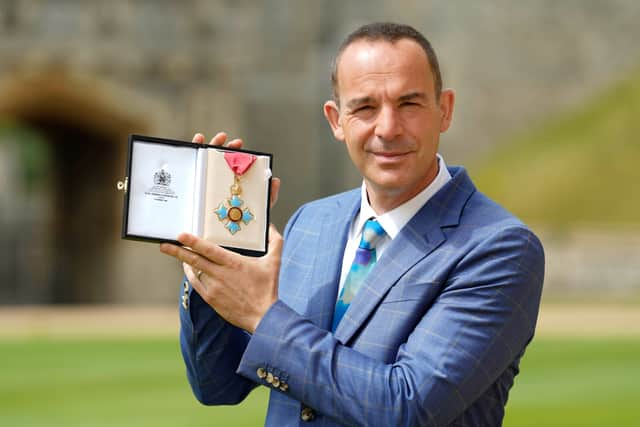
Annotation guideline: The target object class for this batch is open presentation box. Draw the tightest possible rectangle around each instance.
[119,134,273,257]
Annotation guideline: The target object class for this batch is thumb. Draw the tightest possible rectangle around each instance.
[267,223,283,257]
[269,177,281,209]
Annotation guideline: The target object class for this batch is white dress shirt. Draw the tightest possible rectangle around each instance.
[337,155,452,296]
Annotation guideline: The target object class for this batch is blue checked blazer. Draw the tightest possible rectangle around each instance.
[179,166,545,426]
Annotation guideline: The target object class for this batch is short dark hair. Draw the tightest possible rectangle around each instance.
[330,22,443,104]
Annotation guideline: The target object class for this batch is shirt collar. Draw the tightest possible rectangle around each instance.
[357,154,451,239]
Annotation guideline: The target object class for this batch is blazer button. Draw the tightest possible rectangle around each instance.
[300,406,315,422]
[183,281,189,292]
[279,382,289,392]
[181,294,189,310]
[266,372,274,384]
[272,376,281,388]
[256,368,267,379]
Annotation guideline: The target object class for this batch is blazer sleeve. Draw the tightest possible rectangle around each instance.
[235,225,545,426]
[179,204,307,405]
[179,283,256,405]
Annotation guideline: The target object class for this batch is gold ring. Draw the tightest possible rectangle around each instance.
[196,270,203,281]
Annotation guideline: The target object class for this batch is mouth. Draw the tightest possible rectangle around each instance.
[371,151,411,160]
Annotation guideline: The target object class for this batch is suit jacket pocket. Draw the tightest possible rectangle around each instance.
[381,280,441,303]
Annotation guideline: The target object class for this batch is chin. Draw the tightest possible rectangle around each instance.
[374,168,409,184]
[367,177,410,194]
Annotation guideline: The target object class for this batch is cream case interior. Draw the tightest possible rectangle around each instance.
[125,138,271,253]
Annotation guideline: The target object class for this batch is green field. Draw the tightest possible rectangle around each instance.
[1,337,638,427]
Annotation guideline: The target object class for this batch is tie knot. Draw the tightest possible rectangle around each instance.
[359,218,386,250]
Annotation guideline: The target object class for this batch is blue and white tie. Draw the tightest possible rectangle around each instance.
[332,218,386,332]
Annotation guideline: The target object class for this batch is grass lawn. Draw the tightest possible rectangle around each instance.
[504,338,640,427]
[1,337,638,426]
[0,338,268,427]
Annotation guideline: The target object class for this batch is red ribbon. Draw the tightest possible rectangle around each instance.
[224,152,257,176]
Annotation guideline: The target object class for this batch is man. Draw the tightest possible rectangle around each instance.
[160,22,544,426]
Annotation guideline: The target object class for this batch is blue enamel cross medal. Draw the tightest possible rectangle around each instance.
[214,176,255,235]
[214,152,257,235]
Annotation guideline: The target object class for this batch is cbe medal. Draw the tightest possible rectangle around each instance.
[214,152,256,235]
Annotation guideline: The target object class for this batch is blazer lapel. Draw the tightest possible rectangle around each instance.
[301,191,361,331]
[333,220,445,343]
[334,167,476,344]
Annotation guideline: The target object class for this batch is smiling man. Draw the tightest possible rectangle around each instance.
[323,34,453,214]
[161,22,545,426]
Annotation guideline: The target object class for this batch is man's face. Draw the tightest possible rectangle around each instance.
[324,39,454,212]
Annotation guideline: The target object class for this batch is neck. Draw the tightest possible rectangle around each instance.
[366,185,424,215]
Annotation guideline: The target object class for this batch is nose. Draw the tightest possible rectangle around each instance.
[374,105,402,141]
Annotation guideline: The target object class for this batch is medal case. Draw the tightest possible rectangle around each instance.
[119,134,273,257]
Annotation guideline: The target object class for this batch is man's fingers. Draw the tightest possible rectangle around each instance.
[192,132,230,146]
[192,133,205,144]
[183,262,198,283]
[192,132,244,150]
[270,177,281,208]
[160,242,204,269]
[176,233,236,266]
[226,138,244,149]
[183,262,211,292]
[209,132,228,146]
[183,261,212,301]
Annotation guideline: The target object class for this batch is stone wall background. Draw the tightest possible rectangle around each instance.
[1,0,639,304]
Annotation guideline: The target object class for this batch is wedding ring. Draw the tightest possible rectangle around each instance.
[196,270,203,281]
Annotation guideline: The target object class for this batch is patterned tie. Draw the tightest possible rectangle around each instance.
[332,218,386,332]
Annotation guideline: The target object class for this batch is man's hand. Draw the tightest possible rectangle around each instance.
[160,224,283,333]
[160,132,283,333]
[192,131,243,148]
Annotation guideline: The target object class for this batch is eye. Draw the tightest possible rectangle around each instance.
[353,105,373,113]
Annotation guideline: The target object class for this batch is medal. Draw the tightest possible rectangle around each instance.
[214,152,257,235]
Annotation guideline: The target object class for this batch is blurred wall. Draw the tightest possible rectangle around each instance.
[1,0,639,304]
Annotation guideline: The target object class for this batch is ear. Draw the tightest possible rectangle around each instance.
[438,89,455,133]
[323,100,345,141]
